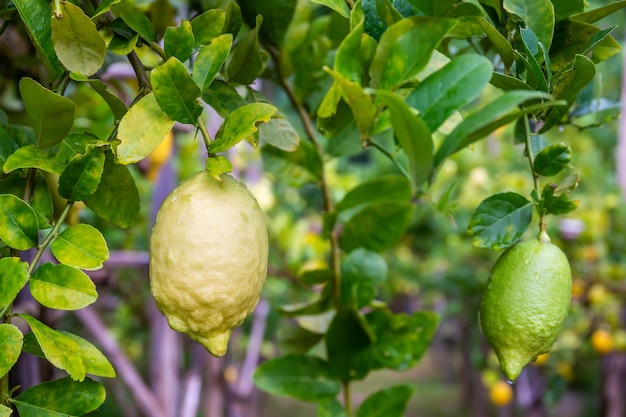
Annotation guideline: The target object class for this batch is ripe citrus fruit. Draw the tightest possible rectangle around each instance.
[480,238,572,381]
[591,329,614,354]
[150,171,268,357]
[489,380,513,407]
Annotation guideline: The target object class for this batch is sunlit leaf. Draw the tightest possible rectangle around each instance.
[208,103,277,153]
[51,224,109,270]
[503,0,555,49]
[164,20,195,62]
[30,263,98,310]
[0,194,38,250]
[13,377,105,416]
[151,57,203,124]
[192,34,233,93]
[58,146,106,202]
[0,257,29,310]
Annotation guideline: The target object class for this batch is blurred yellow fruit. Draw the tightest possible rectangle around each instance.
[147,131,174,182]
[533,352,550,366]
[591,329,614,355]
[555,361,573,382]
[588,283,608,305]
[489,380,513,406]
[571,279,585,298]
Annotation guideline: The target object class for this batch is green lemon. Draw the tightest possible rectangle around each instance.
[479,238,572,381]
[150,172,268,357]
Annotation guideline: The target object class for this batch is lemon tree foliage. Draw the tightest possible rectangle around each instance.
[0,0,623,415]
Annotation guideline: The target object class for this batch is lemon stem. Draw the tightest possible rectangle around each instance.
[523,116,547,238]
[197,116,212,153]
[343,381,353,416]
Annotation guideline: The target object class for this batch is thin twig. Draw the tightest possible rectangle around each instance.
[127,50,152,101]
[523,116,548,240]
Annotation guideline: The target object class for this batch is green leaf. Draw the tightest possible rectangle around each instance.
[223,1,243,36]
[224,15,269,85]
[407,55,493,132]
[205,156,233,179]
[468,192,533,250]
[3,145,66,175]
[258,115,300,152]
[151,58,203,124]
[357,384,416,417]
[0,174,52,229]
[51,224,109,270]
[0,194,38,250]
[533,143,572,176]
[191,9,226,46]
[192,34,233,93]
[376,91,433,187]
[108,33,139,55]
[209,103,277,153]
[341,249,387,309]
[570,1,626,23]
[0,323,23,378]
[0,127,17,167]
[326,68,377,139]
[262,140,323,186]
[84,151,139,228]
[70,76,128,121]
[164,20,195,62]
[367,309,438,370]
[0,257,29,310]
[490,72,533,91]
[92,0,121,19]
[340,201,413,252]
[503,0,554,49]
[201,80,248,117]
[19,78,75,148]
[58,146,106,202]
[335,20,365,83]
[30,263,98,310]
[318,399,349,417]
[17,314,86,381]
[0,404,9,417]
[119,8,154,41]
[541,185,579,216]
[116,93,175,164]
[551,0,584,22]
[13,0,64,80]
[474,17,515,67]
[312,0,350,17]
[277,323,324,354]
[238,0,297,47]
[13,377,105,416]
[50,2,107,76]
[434,90,553,166]
[253,355,341,401]
[326,309,373,380]
[369,16,456,90]
[336,175,412,214]
[519,28,549,92]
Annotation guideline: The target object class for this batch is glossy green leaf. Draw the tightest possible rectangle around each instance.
[533,143,572,176]
[468,192,533,250]
[3,145,65,175]
[318,399,349,417]
[84,151,139,228]
[58,146,106,202]
[192,34,233,93]
[17,314,85,381]
[116,93,175,164]
[434,90,553,166]
[223,1,243,36]
[369,16,456,90]
[490,72,533,91]
[336,175,412,214]
[151,58,203,124]
[0,324,22,379]
[519,28,548,92]
[541,185,579,216]
[357,384,416,417]
[191,9,226,46]
[327,309,373,380]
[367,309,438,370]
[312,0,350,17]
[407,55,493,132]
[51,224,109,270]
[340,201,413,252]
[0,173,52,229]
[50,2,107,76]
[119,8,154,41]
[341,248,388,309]
[19,78,75,148]
[108,33,139,55]
[13,0,64,80]
[13,377,105,416]
[208,103,277,153]
[201,80,248,117]
[70,76,128,121]
[164,20,195,62]
[57,134,95,166]
[551,0,584,22]
[224,15,268,84]
[503,0,554,49]
[0,257,29,310]
[277,323,324,355]
[253,355,341,401]
[258,115,300,152]
[473,17,515,67]
[93,0,121,18]
[30,263,98,310]
[376,91,433,187]
[335,20,365,82]
[570,1,626,23]
[262,140,323,186]
[326,68,377,139]
[0,194,38,250]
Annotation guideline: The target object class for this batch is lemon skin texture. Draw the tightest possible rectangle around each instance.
[480,238,571,381]
[150,172,268,357]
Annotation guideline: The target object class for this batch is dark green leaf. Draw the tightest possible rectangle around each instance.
[551,0,584,22]
[224,2,243,36]
[224,15,269,84]
[0,127,17,168]
[202,80,247,117]
[209,103,277,153]
[17,314,85,381]
[468,192,533,250]
[238,0,297,46]
[357,384,416,417]
[253,355,341,401]
[336,175,412,214]
[0,257,29,310]
[58,146,106,202]
[570,1,626,23]
[533,143,571,176]
[0,323,22,378]
[407,55,493,132]
[369,16,456,90]
[519,28,548,92]
[50,2,107,76]
[542,184,579,216]
[377,91,433,188]
[192,34,232,93]
[164,20,195,62]
[503,0,555,49]
[151,57,203,124]
[490,73,533,91]
[473,17,515,67]
[277,323,324,354]
[0,194,38,250]
[84,151,139,228]
[326,309,373,381]
[70,76,128,121]
[30,263,98,310]
[191,9,226,46]
[19,78,75,148]
[341,249,387,308]
[13,377,105,416]
[119,8,154,41]
[335,20,365,83]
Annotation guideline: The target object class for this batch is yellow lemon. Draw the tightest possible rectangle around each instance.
[150,172,268,356]
[591,329,614,355]
[489,380,513,406]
